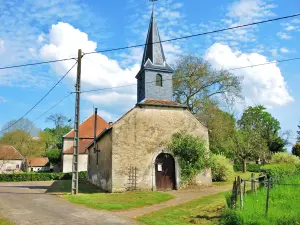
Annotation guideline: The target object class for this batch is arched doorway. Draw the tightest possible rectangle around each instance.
[155,153,176,190]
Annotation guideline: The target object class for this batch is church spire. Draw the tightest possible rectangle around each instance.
[141,2,173,72]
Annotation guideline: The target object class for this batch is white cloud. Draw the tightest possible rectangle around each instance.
[40,22,139,120]
[0,40,5,53]
[277,32,292,40]
[280,47,289,53]
[227,0,276,24]
[270,49,279,57]
[285,25,296,31]
[204,43,294,108]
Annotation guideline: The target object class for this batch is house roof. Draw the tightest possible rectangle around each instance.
[64,139,92,154]
[138,99,187,108]
[28,157,49,167]
[0,145,24,160]
[63,114,109,139]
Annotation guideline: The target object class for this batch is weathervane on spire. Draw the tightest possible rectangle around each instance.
[149,0,158,14]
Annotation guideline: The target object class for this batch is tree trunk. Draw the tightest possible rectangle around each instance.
[242,158,247,173]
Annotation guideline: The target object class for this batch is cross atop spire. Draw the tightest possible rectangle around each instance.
[150,0,158,15]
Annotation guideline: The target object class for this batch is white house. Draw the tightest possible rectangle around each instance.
[27,157,50,172]
[61,113,109,172]
[0,145,24,173]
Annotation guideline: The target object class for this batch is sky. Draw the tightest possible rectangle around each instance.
[0,0,299,147]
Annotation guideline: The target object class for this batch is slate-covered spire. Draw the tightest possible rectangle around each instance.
[141,10,173,72]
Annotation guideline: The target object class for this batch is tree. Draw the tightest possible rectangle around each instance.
[232,129,268,172]
[292,142,300,157]
[0,130,45,158]
[46,149,61,165]
[199,105,236,159]
[173,55,243,114]
[2,118,39,136]
[237,105,284,153]
[43,113,72,149]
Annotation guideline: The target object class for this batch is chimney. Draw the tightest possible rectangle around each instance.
[109,122,113,127]
[93,108,98,153]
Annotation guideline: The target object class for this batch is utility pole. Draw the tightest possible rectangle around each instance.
[72,49,82,195]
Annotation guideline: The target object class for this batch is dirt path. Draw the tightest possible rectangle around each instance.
[0,181,138,225]
[113,185,232,218]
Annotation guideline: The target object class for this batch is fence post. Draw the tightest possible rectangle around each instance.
[231,177,237,208]
[251,173,255,193]
[243,179,246,195]
[239,177,244,209]
[265,178,271,217]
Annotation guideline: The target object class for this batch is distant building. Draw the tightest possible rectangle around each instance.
[61,114,109,172]
[0,145,24,173]
[27,157,50,172]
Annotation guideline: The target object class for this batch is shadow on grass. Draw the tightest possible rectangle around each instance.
[46,180,104,194]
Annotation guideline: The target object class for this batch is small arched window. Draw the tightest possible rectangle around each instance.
[156,74,163,87]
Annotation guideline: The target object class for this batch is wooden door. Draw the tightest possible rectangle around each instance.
[155,153,175,190]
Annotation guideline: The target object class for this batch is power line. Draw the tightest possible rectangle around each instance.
[0,62,77,133]
[0,13,300,70]
[78,56,300,93]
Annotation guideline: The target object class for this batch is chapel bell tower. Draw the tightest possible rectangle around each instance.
[136,2,174,103]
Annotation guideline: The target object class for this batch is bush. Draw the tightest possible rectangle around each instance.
[168,131,210,183]
[271,152,300,164]
[233,163,262,172]
[211,155,234,181]
[46,149,61,165]
[261,164,298,181]
[292,142,300,157]
[0,171,87,182]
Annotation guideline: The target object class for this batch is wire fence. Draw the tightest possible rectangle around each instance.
[230,173,300,217]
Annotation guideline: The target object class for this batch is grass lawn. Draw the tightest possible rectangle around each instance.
[222,174,300,225]
[46,180,102,194]
[0,217,14,225]
[138,192,227,225]
[213,171,260,186]
[65,191,174,211]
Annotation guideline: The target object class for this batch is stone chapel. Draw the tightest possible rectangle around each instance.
[87,9,211,192]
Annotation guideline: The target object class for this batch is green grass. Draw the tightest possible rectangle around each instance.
[46,180,102,194]
[0,217,14,225]
[222,174,300,225]
[213,171,259,186]
[138,192,227,225]
[65,191,174,211]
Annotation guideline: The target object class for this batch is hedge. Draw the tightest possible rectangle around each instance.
[261,164,300,181]
[0,171,88,182]
[233,163,262,172]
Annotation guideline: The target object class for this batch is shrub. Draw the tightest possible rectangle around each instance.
[292,142,300,157]
[46,149,61,165]
[233,163,262,172]
[211,155,234,181]
[270,152,300,164]
[261,164,298,181]
[0,171,87,182]
[168,131,210,183]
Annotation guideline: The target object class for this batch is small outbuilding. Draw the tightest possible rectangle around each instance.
[27,157,50,172]
[0,145,24,173]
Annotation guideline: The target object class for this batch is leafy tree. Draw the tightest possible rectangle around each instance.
[0,130,45,158]
[292,142,300,157]
[46,149,61,165]
[199,105,236,159]
[168,131,210,184]
[173,55,243,114]
[232,129,268,172]
[43,113,72,149]
[237,105,284,153]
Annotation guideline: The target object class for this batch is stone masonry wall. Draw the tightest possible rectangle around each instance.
[111,105,211,192]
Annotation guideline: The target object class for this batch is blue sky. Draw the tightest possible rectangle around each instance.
[0,0,299,146]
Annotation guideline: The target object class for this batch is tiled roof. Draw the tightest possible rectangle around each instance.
[64,114,109,139]
[64,139,92,154]
[141,99,185,107]
[28,157,49,167]
[0,145,24,160]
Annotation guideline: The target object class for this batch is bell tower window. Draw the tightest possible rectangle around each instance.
[156,74,163,87]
